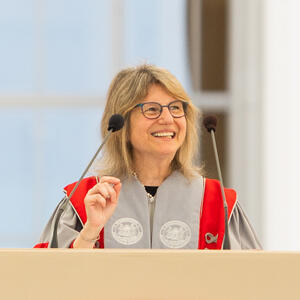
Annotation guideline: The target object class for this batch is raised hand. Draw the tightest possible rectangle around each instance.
[73,176,121,248]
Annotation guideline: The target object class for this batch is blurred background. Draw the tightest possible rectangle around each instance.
[1,0,299,250]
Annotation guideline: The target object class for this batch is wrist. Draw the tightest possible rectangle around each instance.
[73,234,96,249]
[84,222,103,236]
[79,231,99,243]
[73,227,102,249]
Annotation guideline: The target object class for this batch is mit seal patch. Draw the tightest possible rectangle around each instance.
[160,220,191,248]
[112,218,143,245]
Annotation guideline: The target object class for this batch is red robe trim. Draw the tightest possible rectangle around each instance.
[199,179,236,249]
[34,176,236,249]
[34,242,49,248]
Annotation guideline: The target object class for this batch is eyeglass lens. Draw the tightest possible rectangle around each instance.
[142,101,185,119]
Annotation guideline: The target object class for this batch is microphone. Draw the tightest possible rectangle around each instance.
[108,114,124,132]
[203,115,217,132]
[49,114,125,248]
[203,116,231,250]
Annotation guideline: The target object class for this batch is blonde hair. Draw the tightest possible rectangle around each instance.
[96,64,202,179]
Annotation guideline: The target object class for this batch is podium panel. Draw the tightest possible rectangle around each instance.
[0,249,299,300]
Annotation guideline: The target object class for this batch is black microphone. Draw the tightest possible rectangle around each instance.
[50,114,125,248]
[108,114,124,132]
[203,116,231,250]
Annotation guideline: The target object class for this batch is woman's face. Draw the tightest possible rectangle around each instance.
[129,84,187,162]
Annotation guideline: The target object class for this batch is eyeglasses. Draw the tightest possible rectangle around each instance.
[134,100,187,119]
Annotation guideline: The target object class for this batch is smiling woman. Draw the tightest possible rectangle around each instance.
[35,64,262,250]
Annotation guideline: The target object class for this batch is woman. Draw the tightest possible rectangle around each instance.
[35,64,261,249]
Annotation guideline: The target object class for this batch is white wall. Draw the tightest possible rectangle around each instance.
[229,0,264,243]
[263,0,300,250]
[230,0,300,250]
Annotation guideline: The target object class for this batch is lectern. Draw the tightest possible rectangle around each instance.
[0,249,299,300]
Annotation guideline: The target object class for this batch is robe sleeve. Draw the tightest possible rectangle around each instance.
[228,201,262,250]
[36,198,82,248]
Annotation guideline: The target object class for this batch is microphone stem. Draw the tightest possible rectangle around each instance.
[210,130,231,249]
[67,130,112,202]
[49,129,112,248]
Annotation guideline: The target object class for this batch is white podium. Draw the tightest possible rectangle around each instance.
[0,249,299,300]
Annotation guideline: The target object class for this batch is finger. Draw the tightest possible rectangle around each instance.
[99,176,121,185]
[87,184,101,195]
[97,183,112,199]
[85,193,106,208]
[95,194,106,208]
[87,177,121,195]
[113,182,122,200]
[96,182,118,205]
[104,183,117,204]
[87,183,110,197]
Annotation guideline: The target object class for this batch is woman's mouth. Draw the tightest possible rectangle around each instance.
[151,131,176,139]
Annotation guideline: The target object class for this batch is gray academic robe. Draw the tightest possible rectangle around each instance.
[35,172,262,249]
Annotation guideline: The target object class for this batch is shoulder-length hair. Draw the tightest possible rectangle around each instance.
[95,64,202,180]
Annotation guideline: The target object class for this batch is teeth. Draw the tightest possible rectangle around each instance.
[152,132,175,137]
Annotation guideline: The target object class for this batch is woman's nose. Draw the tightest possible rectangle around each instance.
[158,107,174,123]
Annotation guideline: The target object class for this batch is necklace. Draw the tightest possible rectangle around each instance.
[146,192,155,203]
[132,171,157,203]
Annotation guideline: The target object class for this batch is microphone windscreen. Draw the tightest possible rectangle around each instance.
[107,114,124,132]
[203,116,217,132]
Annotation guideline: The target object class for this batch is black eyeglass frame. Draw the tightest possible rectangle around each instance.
[133,100,188,119]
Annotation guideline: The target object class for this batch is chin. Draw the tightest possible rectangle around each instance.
[152,147,179,157]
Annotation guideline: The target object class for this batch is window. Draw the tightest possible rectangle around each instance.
[0,0,190,247]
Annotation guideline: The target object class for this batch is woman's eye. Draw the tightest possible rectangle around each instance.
[146,106,159,112]
[170,105,180,111]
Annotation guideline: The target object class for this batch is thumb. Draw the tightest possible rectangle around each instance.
[114,182,122,198]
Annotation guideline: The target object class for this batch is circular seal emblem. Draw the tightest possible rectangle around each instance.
[160,220,191,248]
[112,218,143,245]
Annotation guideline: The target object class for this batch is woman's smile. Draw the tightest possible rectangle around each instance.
[151,130,176,139]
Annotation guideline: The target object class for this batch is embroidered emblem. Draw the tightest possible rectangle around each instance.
[205,232,218,244]
[160,220,191,248]
[112,218,143,245]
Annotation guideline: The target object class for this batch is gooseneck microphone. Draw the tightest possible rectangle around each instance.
[203,116,231,250]
[49,114,124,248]
[107,114,125,132]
